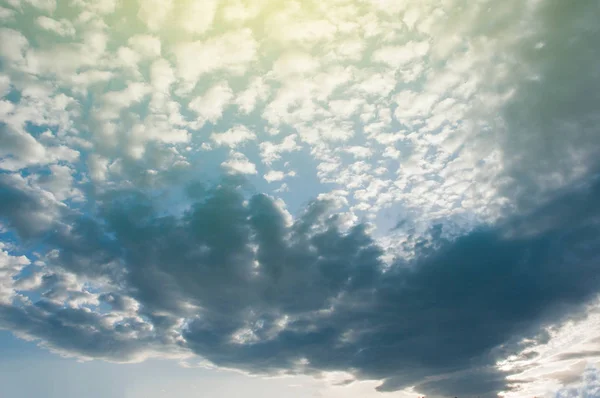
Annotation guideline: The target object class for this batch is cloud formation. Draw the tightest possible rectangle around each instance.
[1,0,600,396]
[1,172,600,396]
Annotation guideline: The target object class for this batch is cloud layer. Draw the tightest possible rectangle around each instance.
[1,173,600,396]
[1,0,600,396]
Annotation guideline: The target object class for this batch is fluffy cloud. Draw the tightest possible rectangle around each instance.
[222,152,258,175]
[211,125,256,148]
[173,29,257,89]
[263,170,285,183]
[0,244,31,305]
[189,82,234,125]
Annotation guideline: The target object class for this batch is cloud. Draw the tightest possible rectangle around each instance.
[235,77,270,114]
[0,6,16,22]
[178,0,217,35]
[189,82,234,125]
[87,154,110,182]
[36,16,76,37]
[272,52,320,79]
[0,173,599,396]
[128,35,161,58]
[23,0,56,13]
[0,243,31,305]
[1,0,600,396]
[137,0,173,31]
[150,59,175,93]
[556,366,600,398]
[0,124,80,171]
[0,28,29,65]
[371,41,430,67]
[263,170,285,183]
[222,152,258,175]
[3,0,594,238]
[0,299,176,362]
[211,125,257,148]
[259,135,301,165]
[173,29,257,89]
[33,164,82,202]
[0,173,62,239]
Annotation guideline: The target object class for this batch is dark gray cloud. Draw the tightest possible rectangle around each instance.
[2,171,600,396]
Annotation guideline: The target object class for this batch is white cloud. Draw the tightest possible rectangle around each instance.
[222,151,257,175]
[132,115,191,146]
[271,17,337,45]
[382,146,401,159]
[73,0,118,15]
[138,0,173,31]
[69,70,113,94]
[128,35,161,58]
[0,74,10,97]
[0,244,31,305]
[259,135,301,165]
[344,146,373,159]
[211,125,256,148]
[0,28,29,65]
[36,16,76,37]
[235,77,270,114]
[297,119,354,144]
[87,154,110,182]
[329,98,364,119]
[174,29,257,89]
[22,30,108,78]
[178,0,217,35]
[272,52,319,79]
[115,46,140,72]
[150,59,175,93]
[34,164,82,202]
[394,90,439,124]
[0,6,16,21]
[0,125,79,171]
[263,170,285,183]
[499,302,600,398]
[372,41,430,67]
[222,0,262,23]
[99,83,151,120]
[23,0,56,13]
[354,71,397,97]
[556,366,600,398]
[188,82,234,124]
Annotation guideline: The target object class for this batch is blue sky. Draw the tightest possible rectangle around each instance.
[1,0,600,397]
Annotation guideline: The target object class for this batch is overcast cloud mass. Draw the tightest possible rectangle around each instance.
[1,0,600,397]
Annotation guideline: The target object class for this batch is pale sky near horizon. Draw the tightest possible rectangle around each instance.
[1,0,600,397]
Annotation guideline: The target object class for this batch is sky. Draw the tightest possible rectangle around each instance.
[0,0,600,397]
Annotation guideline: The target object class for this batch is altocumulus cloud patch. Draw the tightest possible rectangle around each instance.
[1,0,600,397]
